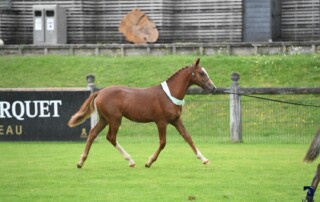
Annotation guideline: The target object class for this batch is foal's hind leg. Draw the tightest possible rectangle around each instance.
[172,118,209,165]
[77,118,107,168]
[106,118,135,167]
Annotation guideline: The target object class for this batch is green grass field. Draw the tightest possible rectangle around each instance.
[1,54,320,201]
[1,54,319,88]
[0,141,316,202]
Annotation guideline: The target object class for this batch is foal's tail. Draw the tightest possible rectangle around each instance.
[304,129,320,163]
[68,91,99,127]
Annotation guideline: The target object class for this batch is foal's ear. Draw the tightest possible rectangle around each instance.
[194,58,200,68]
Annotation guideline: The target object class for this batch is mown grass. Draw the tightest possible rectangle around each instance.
[1,54,319,88]
[0,141,316,202]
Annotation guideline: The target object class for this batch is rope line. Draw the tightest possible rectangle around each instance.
[225,91,320,108]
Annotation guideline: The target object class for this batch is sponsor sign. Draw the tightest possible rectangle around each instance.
[35,18,42,30]
[0,90,91,141]
[46,18,54,30]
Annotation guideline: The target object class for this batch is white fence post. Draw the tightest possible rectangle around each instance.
[230,72,242,143]
[86,74,98,130]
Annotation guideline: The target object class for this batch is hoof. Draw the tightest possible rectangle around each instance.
[203,160,210,165]
[145,163,151,168]
[77,163,82,169]
[129,164,135,168]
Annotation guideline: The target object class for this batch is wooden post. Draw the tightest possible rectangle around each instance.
[230,72,242,143]
[86,74,98,130]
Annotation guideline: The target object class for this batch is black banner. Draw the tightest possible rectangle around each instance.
[0,90,91,141]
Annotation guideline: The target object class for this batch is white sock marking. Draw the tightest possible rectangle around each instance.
[196,148,208,163]
[116,143,135,166]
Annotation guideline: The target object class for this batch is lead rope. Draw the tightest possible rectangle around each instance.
[224,90,320,108]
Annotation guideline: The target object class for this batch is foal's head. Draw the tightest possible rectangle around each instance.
[190,58,216,93]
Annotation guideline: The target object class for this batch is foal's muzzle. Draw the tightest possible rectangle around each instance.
[203,79,216,93]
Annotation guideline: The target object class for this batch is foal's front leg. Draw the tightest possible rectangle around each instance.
[145,122,167,168]
[172,118,209,165]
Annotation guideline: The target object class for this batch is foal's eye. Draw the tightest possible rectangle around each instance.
[199,72,205,77]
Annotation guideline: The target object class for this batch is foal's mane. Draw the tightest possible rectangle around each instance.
[166,65,192,82]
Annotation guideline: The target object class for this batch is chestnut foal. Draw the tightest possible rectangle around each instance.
[68,58,216,168]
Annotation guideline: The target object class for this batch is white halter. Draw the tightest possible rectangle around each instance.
[161,81,185,106]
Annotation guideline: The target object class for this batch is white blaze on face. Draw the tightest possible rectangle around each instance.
[201,67,216,88]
